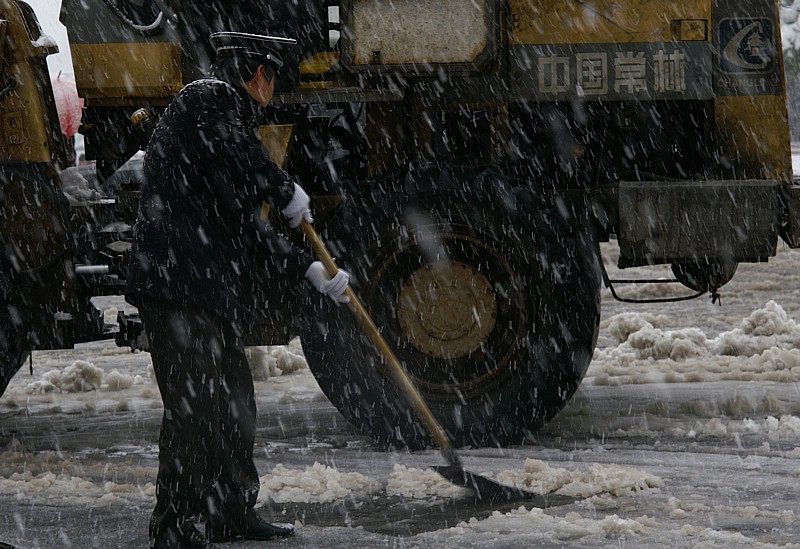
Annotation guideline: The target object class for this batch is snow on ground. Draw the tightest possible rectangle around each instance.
[259,462,378,504]
[3,245,800,547]
[409,505,795,549]
[6,251,800,420]
[590,300,800,386]
[0,2,796,546]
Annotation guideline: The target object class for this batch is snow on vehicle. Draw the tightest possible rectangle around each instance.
[2,0,800,449]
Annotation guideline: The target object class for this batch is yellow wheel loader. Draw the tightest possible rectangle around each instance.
[2,0,799,449]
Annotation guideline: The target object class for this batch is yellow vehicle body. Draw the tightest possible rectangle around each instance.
[3,0,799,447]
[64,1,794,197]
[0,0,64,165]
[509,0,791,184]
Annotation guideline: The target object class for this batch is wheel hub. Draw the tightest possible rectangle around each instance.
[397,261,497,359]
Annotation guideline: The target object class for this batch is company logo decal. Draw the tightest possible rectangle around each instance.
[719,18,774,73]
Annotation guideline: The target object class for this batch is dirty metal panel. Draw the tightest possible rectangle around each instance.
[617,180,779,267]
[714,95,792,184]
[509,0,712,45]
[0,0,63,163]
[72,42,182,99]
[779,185,800,248]
[62,0,170,45]
[342,0,497,70]
[0,19,7,55]
[711,1,791,185]
[509,41,713,101]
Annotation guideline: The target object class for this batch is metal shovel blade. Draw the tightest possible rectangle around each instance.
[433,466,577,506]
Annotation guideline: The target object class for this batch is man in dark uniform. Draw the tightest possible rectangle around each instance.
[126,32,349,549]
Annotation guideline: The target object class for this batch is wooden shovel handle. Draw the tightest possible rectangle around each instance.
[300,220,461,469]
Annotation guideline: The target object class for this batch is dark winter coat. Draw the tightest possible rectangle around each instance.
[125,76,313,325]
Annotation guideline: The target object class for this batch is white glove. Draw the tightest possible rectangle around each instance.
[282,183,314,228]
[305,261,350,303]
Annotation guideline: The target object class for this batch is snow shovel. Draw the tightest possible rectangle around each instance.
[300,220,551,504]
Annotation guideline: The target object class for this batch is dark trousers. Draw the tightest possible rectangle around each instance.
[138,298,259,535]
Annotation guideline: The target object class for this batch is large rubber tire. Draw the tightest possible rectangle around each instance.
[0,304,28,397]
[1,164,70,396]
[302,165,601,449]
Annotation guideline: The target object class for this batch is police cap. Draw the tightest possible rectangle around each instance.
[209,32,297,72]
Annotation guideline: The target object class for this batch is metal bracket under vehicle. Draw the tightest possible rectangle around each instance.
[599,260,717,305]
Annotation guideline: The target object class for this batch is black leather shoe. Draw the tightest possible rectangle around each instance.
[151,521,217,549]
[207,509,295,542]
